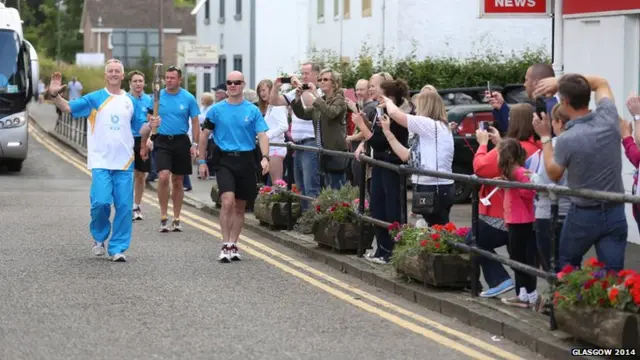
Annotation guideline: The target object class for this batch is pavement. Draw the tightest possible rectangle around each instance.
[22,103,636,359]
[0,107,554,360]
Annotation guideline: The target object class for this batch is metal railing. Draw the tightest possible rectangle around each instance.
[53,113,640,331]
[270,142,640,332]
[54,112,87,149]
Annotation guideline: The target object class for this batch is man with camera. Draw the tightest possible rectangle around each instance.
[269,63,322,209]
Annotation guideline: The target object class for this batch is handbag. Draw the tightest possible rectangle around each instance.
[411,122,440,215]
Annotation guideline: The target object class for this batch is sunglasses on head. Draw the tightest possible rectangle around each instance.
[226,80,244,86]
[166,65,182,76]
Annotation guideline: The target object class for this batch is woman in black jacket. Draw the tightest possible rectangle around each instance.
[352,78,414,264]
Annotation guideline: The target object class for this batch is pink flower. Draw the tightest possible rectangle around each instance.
[455,227,470,238]
[275,179,287,187]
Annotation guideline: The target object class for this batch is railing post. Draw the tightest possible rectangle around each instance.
[357,157,367,258]
[470,179,481,297]
[286,143,294,231]
[548,189,560,330]
[398,165,408,225]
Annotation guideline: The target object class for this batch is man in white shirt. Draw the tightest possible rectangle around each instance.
[269,62,322,209]
[47,59,159,262]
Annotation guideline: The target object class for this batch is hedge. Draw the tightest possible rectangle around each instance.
[305,43,551,90]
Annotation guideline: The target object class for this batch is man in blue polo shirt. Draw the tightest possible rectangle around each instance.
[128,70,154,221]
[197,71,270,263]
[154,66,200,232]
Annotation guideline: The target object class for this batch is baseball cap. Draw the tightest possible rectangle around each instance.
[212,83,227,92]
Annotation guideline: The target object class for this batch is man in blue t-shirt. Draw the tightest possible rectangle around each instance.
[154,66,201,232]
[198,71,270,263]
[128,70,154,221]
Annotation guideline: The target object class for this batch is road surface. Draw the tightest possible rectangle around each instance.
[0,123,542,360]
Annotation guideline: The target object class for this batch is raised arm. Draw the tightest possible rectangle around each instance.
[48,72,71,113]
[382,96,408,128]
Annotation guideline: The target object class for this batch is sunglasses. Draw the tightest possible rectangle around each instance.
[166,65,182,76]
[226,80,244,86]
[319,77,332,82]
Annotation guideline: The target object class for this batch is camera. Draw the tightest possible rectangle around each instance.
[301,84,310,90]
[535,96,547,118]
[280,77,291,84]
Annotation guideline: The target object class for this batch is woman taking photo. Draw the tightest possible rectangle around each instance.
[291,69,348,189]
[352,79,414,264]
[378,90,455,226]
[257,79,289,183]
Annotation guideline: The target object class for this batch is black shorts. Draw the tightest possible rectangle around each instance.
[215,150,257,201]
[154,134,193,175]
[133,137,151,173]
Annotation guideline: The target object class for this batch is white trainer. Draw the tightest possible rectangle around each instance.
[92,242,105,257]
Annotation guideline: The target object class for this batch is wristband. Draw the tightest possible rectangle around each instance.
[634,115,640,122]
[197,159,206,165]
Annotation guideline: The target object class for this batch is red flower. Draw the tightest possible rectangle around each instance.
[420,240,428,247]
[435,242,441,249]
[609,287,620,303]
[598,298,605,306]
[444,222,457,232]
[387,221,401,231]
[560,264,574,274]
[315,205,321,213]
[342,202,350,208]
[263,186,272,193]
[619,269,637,278]
[624,275,640,289]
[631,288,640,305]
[329,206,336,213]
[585,257,604,268]
[584,278,597,290]
[431,233,441,241]
[600,280,609,290]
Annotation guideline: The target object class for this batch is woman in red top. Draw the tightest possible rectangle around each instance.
[468,103,541,298]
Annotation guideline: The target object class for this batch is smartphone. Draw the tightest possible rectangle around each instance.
[479,121,487,131]
[301,84,310,90]
[355,103,360,113]
[535,96,547,118]
[281,77,291,84]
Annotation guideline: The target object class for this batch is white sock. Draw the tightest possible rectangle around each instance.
[518,287,528,302]
[528,290,538,304]
[133,204,140,210]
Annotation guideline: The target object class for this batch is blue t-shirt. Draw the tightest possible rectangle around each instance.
[157,88,200,136]
[130,92,153,137]
[203,100,269,151]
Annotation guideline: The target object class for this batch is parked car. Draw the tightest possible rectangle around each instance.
[408,85,530,203]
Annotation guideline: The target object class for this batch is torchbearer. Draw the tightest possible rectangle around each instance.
[48,58,160,262]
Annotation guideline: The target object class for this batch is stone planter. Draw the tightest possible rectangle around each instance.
[210,184,256,211]
[555,306,639,351]
[312,217,374,252]
[254,201,301,229]
[394,252,472,288]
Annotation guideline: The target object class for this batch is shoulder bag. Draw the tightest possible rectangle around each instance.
[411,120,440,215]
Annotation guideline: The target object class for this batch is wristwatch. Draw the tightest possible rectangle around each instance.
[192,142,198,148]
[262,155,270,161]
[541,135,552,145]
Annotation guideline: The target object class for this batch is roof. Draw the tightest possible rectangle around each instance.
[80,0,196,35]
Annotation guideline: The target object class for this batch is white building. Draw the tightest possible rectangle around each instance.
[191,0,309,97]
[191,0,552,99]
[558,0,640,244]
[308,0,552,63]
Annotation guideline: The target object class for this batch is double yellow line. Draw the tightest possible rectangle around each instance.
[28,123,523,360]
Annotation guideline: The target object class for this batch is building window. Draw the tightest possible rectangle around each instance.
[333,0,339,18]
[204,0,210,23]
[343,0,350,19]
[233,55,243,72]
[203,73,211,93]
[235,0,242,20]
[362,0,371,17]
[217,55,227,84]
[219,0,225,23]
[111,30,159,67]
[317,0,324,22]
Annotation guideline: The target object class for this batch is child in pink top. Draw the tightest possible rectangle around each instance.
[497,138,538,308]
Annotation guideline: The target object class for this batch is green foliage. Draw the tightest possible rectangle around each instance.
[294,184,368,233]
[388,222,469,267]
[256,180,301,205]
[173,0,196,7]
[305,42,550,90]
[39,56,106,95]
